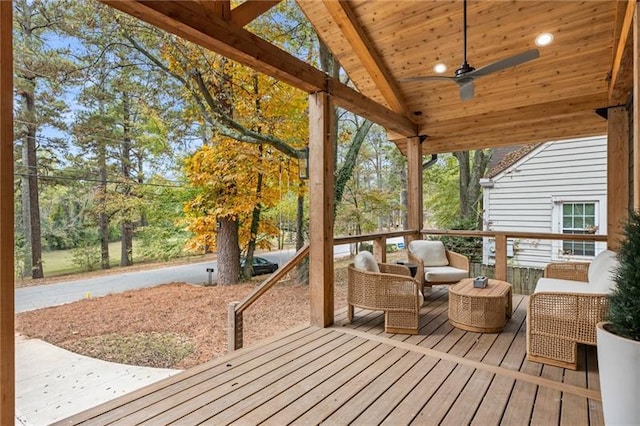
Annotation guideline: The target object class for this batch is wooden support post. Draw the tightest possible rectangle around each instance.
[634,5,640,209]
[608,106,630,250]
[0,2,14,422]
[406,136,423,242]
[309,92,334,327]
[373,237,386,263]
[495,233,508,281]
[227,301,242,352]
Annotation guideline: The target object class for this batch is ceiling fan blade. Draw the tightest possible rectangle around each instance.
[459,81,474,101]
[468,49,540,78]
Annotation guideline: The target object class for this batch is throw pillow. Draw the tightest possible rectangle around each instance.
[408,240,449,267]
[354,251,380,273]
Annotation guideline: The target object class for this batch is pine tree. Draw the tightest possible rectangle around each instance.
[608,210,640,341]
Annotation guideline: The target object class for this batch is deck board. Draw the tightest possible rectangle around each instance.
[55,289,604,426]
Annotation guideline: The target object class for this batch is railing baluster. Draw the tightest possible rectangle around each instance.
[227,301,242,352]
[494,233,508,281]
[373,237,387,263]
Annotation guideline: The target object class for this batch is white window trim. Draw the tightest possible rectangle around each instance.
[550,195,606,261]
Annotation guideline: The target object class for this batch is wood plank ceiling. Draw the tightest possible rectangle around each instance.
[105,1,625,156]
[298,0,621,154]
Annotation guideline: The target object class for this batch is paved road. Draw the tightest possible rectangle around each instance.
[15,243,365,313]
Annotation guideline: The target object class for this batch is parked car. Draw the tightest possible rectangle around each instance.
[240,256,279,276]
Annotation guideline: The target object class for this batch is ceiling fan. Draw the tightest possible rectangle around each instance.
[400,0,540,101]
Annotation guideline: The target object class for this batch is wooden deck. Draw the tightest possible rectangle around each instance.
[55,288,603,425]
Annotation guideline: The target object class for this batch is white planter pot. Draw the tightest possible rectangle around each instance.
[596,322,640,425]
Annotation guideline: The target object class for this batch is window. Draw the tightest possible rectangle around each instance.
[551,196,605,261]
[561,202,596,256]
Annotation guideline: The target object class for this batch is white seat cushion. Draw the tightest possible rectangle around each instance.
[354,251,379,273]
[409,240,449,267]
[534,277,608,295]
[424,266,468,283]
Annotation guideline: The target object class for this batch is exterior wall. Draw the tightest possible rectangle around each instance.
[481,136,608,268]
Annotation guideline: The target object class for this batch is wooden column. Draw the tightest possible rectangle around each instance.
[634,5,640,209]
[0,2,14,423]
[406,137,423,241]
[608,107,630,250]
[308,92,334,327]
[494,233,507,281]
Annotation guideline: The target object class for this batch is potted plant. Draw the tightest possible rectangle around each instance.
[596,210,640,425]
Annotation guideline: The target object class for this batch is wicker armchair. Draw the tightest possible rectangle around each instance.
[526,250,618,370]
[407,240,469,290]
[348,261,423,334]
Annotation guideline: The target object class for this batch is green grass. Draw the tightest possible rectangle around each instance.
[41,240,144,277]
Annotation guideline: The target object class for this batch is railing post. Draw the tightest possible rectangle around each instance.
[227,301,243,352]
[373,237,387,263]
[495,233,508,281]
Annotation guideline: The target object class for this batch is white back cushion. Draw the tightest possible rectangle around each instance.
[588,249,619,293]
[354,251,380,273]
[408,240,449,267]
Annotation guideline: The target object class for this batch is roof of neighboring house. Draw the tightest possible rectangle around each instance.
[485,144,540,179]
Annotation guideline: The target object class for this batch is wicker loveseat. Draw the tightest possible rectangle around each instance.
[348,251,423,334]
[407,240,470,290]
[526,249,618,369]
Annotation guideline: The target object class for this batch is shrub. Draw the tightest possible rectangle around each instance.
[608,210,640,341]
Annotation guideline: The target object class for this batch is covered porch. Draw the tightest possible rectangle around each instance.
[1,0,637,423]
[56,289,602,425]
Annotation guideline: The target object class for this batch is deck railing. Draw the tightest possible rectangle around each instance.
[227,229,418,351]
[421,229,608,281]
[227,228,607,351]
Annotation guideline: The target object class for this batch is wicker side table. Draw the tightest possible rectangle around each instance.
[448,278,513,333]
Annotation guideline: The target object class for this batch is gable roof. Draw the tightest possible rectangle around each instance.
[485,145,540,179]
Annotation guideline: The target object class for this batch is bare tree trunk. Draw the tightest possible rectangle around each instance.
[20,80,43,279]
[217,217,240,285]
[243,75,264,278]
[20,149,32,279]
[453,149,493,225]
[454,151,472,220]
[136,150,147,227]
[98,142,110,269]
[244,145,264,278]
[295,183,308,284]
[120,93,133,266]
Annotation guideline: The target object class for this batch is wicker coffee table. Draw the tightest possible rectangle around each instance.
[448,278,512,332]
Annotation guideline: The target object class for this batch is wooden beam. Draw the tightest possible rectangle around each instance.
[328,79,417,136]
[635,5,640,210]
[609,0,636,103]
[394,113,607,156]
[308,92,334,327]
[406,137,423,242]
[0,1,14,423]
[101,1,417,137]
[322,0,410,116]
[607,106,629,251]
[418,95,608,137]
[198,0,231,21]
[231,0,281,27]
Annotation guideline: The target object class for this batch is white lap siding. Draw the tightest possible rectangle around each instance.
[481,136,607,268]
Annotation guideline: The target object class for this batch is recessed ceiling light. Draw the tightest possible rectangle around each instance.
[535,33,554,47]
[433,63,447,74]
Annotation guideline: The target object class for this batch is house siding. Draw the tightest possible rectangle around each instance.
[482,136,607,268]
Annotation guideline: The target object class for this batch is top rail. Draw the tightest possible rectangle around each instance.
[421,229,608,242]
[334,229,418,245]
[235,244,310,315]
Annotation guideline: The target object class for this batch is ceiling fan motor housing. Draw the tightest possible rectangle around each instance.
[455,62,476,77]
